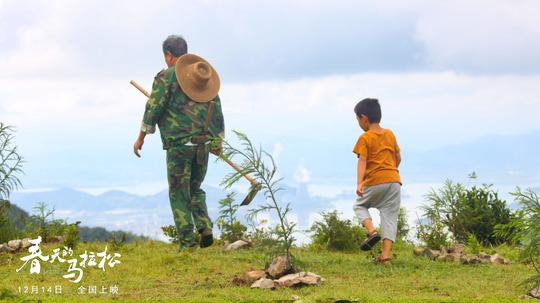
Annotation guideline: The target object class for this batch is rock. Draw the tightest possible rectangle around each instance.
[413,247,440,260]
[292,295,301,300]
[275,272,324,287]
[413,247,425,257]
[251,278,275,289]
[0,243,15,253]
[267,255,293,279]
[490,253,505,265]
[460,254,480,265]
[7,239,21,250]
[423,248,440,260]
[530,286,540,298]
[20,238,32,250]
[446,243,466,254]
[243,270,266,283]
[438,252,461,262]
[226,240,250,251]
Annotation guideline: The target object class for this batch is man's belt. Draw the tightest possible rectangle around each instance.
[190,135,210,144]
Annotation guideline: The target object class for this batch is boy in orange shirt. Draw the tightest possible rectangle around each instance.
[352,98,402,265]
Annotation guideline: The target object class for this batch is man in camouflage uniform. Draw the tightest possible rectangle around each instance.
[133,35,225,250]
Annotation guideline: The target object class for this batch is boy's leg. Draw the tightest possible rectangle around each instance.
[377,182,401,261]
[378,182,401,243]
[354,186,384,250]
[381,239,393,260]
[362,218,376,235]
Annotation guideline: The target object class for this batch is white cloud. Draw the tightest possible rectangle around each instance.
[2,0,540,191]
[407,0,540,72]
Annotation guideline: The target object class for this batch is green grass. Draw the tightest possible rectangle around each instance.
[0,239,535,302]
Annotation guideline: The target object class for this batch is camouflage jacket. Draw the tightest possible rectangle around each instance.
[141,67,225,149]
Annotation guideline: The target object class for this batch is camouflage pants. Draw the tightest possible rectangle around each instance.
[166,144,213,249]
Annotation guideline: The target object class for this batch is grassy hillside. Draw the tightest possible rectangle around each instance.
[0,239,534,302]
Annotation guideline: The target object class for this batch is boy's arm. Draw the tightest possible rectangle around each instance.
[395,151,401,168]
[356,154,367,197]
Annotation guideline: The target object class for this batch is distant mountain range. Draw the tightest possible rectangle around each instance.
[8,129,540,241]
[9,183,335,242]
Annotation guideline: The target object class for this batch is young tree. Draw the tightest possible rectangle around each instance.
[216,192,247,242]
[218,131,296,261]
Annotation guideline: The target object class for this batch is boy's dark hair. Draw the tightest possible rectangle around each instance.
[163,35,188,57]
[354,98,382,123]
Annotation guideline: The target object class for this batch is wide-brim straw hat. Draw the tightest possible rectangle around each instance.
[175,53,220,102]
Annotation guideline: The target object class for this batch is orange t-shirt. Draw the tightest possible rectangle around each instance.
[352,129,401,186]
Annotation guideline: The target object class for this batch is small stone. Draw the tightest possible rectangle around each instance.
[529,286,540,298]
[460,254,480,265]
[438,253,460,262]
[423,248,440,260]
[446,243,466,254]
[413,247,425,257]
[8,239,21,250]
[20,238,32,250]
[490,253,505,265]
[267,255,293,279]
[226,240,249,251]
[243,270,266,283]
[275,272,324,287]
[251,278,275,289]
[0,243,15,253]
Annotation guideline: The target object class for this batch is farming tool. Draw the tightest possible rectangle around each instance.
[130,80,261,205]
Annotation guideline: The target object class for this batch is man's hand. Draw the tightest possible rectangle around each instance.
[133,139,144,157]
[210,141,222,156]
[133,131,146,158]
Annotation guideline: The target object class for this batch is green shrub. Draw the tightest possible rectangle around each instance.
[23,202,66,243]
[0,123,24,243]
[160,224,178,243]
[420,174,512,246]
[62,221,81,249]
[397,207,410,240]
[309,210,364,251]
[495,187,540,292]
[416,214,450,249]
[0,200,20,242]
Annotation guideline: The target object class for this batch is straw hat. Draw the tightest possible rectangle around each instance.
[175,54,220,102]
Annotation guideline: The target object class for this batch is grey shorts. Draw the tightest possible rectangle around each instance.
[353,182,401,242]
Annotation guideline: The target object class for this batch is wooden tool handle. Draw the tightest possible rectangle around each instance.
[221,156,260,186]
[130,80,150,97]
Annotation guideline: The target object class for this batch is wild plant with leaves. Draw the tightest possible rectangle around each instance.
[494,187,540,292]
[0,123,24,242]
[218,130,296,261]
[420,173,512,246]
[309,210,364,251]
[216,192,247,243]
[0,123,24,202]
[23,202,66,243]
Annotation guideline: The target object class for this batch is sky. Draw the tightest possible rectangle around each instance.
[1,0,540,195]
